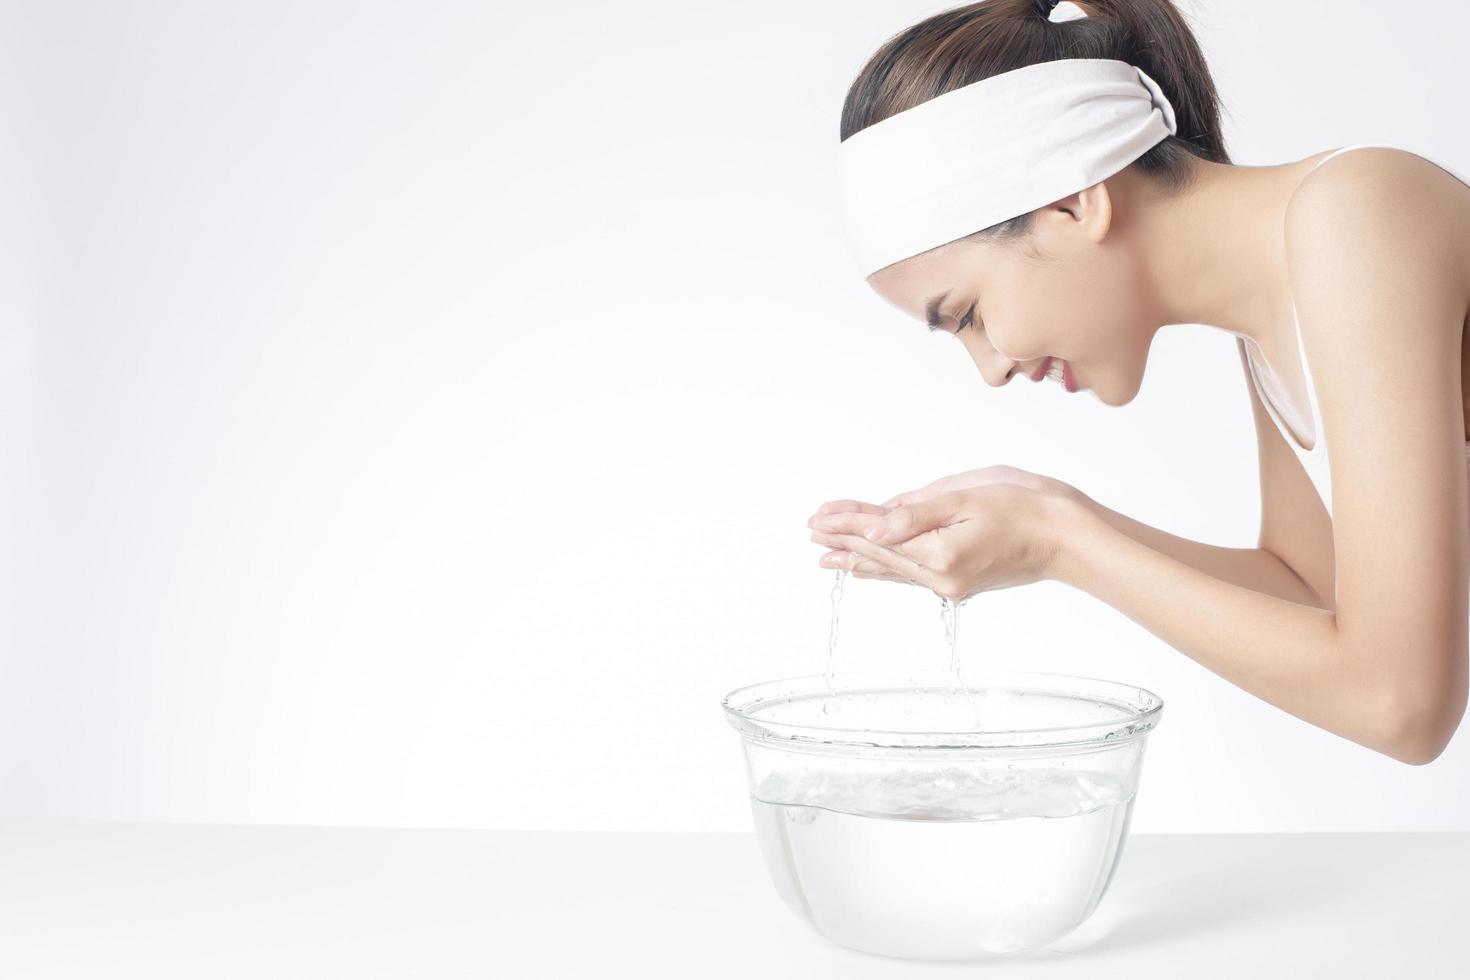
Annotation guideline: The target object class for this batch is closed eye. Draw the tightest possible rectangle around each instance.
[927,302,977,334]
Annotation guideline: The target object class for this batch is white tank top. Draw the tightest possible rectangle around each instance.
[1242,143,1470,519]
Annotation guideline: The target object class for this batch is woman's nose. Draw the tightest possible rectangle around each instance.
[982,359,1021,388]
[963,336,1025,387]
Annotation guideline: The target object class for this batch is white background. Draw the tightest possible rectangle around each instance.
[1,0,1466,832]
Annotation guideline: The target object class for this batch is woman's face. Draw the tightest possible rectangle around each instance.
[866,189,1159,406]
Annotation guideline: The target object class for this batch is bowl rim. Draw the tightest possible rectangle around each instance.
[721,668,1163,750]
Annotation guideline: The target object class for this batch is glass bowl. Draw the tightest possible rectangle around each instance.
[720,668,1163,960]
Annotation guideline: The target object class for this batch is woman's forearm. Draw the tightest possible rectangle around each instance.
[1069,491,1324,608]
[1041,494,1425,764]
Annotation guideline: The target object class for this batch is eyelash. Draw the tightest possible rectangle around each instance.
[931,303,977,334]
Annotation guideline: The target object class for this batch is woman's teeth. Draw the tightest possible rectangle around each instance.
[1045,360,1066,384]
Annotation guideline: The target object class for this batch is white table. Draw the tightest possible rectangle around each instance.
[0,819,1463,978]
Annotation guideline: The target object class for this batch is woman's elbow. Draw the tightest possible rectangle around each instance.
[1381,673,1467,766]
[1387,727,1450,766]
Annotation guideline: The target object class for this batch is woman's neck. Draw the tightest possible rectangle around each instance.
[1138,150,1338,362]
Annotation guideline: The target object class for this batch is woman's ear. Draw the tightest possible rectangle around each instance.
[1075,180,1115,243]
[1032,181,1115,258]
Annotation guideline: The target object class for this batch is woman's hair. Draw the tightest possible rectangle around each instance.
[840,0,1230,248]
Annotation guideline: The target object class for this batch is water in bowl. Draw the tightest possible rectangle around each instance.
[750,764,1134,959]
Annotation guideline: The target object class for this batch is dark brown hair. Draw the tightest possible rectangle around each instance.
[840,0,1231,251]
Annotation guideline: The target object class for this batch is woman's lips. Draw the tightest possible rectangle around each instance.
[1029,355,1080,393]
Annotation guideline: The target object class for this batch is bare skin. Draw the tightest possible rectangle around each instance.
[808,148,1470,765]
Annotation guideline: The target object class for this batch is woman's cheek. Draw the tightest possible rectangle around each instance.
[988,320,1039,363]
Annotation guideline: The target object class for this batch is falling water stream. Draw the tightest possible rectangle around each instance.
[821,562,980,725]
[821,561,850,715]
[939,595,981,718]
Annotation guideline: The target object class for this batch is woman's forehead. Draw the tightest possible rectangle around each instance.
[869,245,989,319]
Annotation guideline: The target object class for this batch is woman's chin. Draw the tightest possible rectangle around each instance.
[1087,382,1132,407]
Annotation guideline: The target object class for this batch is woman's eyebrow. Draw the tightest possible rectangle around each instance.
[924,290,952,329]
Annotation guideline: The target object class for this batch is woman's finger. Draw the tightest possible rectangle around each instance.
[815,523,954,585]
[883,467,1048,508]
[811,490,970,552]
[811,530,937,591]
[809,509,886,537]
[809,499,887,526]
[868,491,969,546]
[881,483,940,509]
[818,550,911,584]
[882,474,967,508]
[813,499,962,564]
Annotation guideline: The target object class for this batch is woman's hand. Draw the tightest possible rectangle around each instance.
[877,464,1085,510]
[805,467,1079,600]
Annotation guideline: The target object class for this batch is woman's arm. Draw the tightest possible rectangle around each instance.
[1068,489,1324,608]
[1043,492,1430,763]
[1041,154,1470,767]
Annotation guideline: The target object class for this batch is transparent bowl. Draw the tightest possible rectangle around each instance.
[721,668,1163,961]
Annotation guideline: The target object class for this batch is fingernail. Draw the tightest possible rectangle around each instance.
[864,527,881,541]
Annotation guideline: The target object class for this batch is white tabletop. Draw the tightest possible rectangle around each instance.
[0,819,1463,978]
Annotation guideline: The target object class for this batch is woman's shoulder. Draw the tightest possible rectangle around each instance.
[1282,144,1468,449]
[1287,146,1470,257]
[1285,146,1470,312]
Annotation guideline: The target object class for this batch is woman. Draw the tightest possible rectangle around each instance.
[805,0,1470,765]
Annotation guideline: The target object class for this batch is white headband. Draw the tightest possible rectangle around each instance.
[837,58,1179,278]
